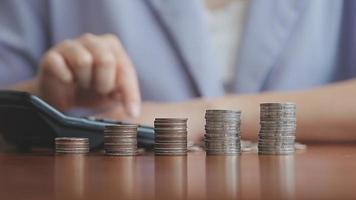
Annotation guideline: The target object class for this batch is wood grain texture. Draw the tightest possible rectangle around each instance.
[0,144,355,200]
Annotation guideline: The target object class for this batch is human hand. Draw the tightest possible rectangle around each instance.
[35,33,140,117]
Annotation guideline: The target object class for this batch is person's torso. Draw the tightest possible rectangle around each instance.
[43,0,347,100]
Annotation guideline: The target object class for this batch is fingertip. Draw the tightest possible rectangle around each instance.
[126,101,141,118]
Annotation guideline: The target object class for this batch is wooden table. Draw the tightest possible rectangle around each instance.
[0,144,355,200]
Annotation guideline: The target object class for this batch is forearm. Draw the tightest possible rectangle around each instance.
[100,79,356,143]
[213,79,356,142]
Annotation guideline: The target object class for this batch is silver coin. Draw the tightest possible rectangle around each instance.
[205,123,240,127]
[205,124,240,128]
[259,131,295,135]
[205,138,240,142]
[155,118,188,121]
[259,134,295,138]
[259,136,295,140]
[260,102,296,107]
[259,128,296,132]
[205,121,240,125]
[205,145,241,150]
[155,142,187,147]
[154,121,187,124]
[204,134,239,138]
[206,148,241,152]
[205,131,240,135]
[205,116,240,120]
[260,119,297,122]
[258,145,295,150]
[260,107,296,111]
[205,111,241,115]
[258,137,295,141]
[259,139,295,143]
[204,136,241,141]
[259,140,295,143]
[261,109,296,113]
[258,145,295,149]
[258,151,295,155]
[205,141,241,145]
[261,111,295,114]
[205,128,240,133]
[260,118,296,122]
[54,145,89,149]
[205,145,241,149]
[261,114,295,118]
[55,147,89,150]
[260,125,296,129]
[154,130,187,134]
[205,129,240,133]
[259,136,296,139]
[205,115,241,120]
[55,144,89,147]
[55,137,89,141]
[258,144,295,148]
[259,129,295,133]
[105,152,137,156]
[206,109,241,114]
[56,149,89,154]
[154,149,187,152]
[206,150,241,155]
[154,149,187,153]
[206,149,241,153]
[206,143,241,147]
[258,139,295,143]
[205,133,240,137]
[155,152,187,156]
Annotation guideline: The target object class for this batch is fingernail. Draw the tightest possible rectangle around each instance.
[127,102,140,118]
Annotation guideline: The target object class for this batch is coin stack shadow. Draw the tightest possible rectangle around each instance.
[104,124,138,156]
[154,118,188,156]
[204,110,242,155]
[258,103,296,155]
[55,137,89,154]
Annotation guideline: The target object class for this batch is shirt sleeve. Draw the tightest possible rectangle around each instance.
[0,0,49,86]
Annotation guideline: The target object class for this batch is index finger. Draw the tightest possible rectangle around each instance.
[103,34,141,118]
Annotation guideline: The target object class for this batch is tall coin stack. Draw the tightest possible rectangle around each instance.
[204,110,242,155]
[258,103,296,155]
[104,124,138,156]
[55,137,89,154]
[154,118,188,156]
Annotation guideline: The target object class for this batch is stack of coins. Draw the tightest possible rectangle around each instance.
[55,137,89,154]
[154,118,188,156]
[104,124,138,156]
[204,110,242,155]
[258,103,296,155]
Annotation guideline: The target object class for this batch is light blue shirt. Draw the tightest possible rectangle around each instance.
[0,0,353,103]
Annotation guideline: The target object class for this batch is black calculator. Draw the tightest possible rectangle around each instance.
[0,91,154,150]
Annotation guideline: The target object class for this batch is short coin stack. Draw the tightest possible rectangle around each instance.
[204,110,242,155]
[154,118,188,156]
[258,103,296,155]
[55,137,89,154]
[104,124,138,156]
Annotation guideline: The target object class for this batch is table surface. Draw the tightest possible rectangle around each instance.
[0,144,355,200]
